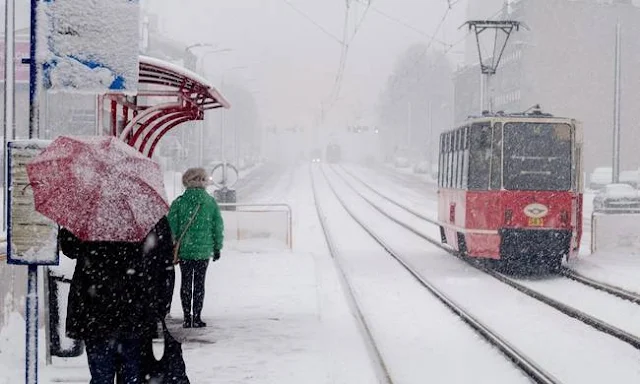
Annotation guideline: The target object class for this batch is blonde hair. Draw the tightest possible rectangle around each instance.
[182,167,208,188]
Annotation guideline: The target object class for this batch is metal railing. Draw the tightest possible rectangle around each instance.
[218,203,293,249]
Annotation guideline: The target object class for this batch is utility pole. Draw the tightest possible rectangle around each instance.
[407,101,412,149]
[612,21,621,183]
[428,100,433,164]
[219,78,226,182]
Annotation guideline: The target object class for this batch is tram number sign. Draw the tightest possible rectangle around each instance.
[528,217,544,227]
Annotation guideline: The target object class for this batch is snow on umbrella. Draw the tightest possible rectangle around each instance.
[26,135,169,242]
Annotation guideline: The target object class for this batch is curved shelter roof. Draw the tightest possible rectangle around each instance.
[108,55,230,158]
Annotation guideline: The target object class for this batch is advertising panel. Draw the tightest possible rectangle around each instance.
[7,140,58,265]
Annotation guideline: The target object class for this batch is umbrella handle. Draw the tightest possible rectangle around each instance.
[21,183,33,195]
[21,181,43,195]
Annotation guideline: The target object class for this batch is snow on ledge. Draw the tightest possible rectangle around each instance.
[139,56,230,108]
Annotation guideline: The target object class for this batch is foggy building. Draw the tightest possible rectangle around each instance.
[454,0,640,174]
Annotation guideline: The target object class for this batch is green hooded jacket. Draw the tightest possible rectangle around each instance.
[168,188,224,260]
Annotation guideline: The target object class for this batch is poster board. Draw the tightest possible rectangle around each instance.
[7,140,58,265]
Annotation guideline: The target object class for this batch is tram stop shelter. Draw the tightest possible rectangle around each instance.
[98,55,230,158]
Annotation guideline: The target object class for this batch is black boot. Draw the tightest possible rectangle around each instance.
[183,314,192,328]
[192,316,207,328]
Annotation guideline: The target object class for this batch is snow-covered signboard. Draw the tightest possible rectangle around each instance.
[7,140,59,265]
[37,0,141,94]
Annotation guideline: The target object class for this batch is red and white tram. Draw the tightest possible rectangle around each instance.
[437,108,583,271]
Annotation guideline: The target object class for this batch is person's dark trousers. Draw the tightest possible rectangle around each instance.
[165,268,175,317]
[85,337,142,384]
[180,259,210,319]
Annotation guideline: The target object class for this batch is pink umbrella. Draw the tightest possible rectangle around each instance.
[26,135,169,242]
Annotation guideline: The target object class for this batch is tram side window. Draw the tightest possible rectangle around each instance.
[462,127,469,189]
[490,123,503,190]
[438,135,444,187]
[449,133,455,188]
[445,133,451,188]
[442,135,447,187]
[439,135,445,187]
[445,133,450,188]
[437,141,441,187]
[452,130,459,188]
[468,123,492,190]
[457,129,464,188]
[450,131,455,188]
[574,144,581,191]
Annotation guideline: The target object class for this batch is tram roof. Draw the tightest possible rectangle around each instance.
[460,110,576,125]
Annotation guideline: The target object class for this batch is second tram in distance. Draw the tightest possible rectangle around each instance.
[437,108,583,272]
[326,143,342,163]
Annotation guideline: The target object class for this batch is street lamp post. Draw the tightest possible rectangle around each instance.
[218,66,247,172]
[182,45,213,168]
[195,48,232,166]
[184,44,232,167]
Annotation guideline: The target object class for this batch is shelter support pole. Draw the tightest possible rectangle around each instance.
[25,2,40,383]
[25,265,38,384]
[3,0,15,231]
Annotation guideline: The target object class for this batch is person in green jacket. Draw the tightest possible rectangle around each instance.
[168,167,224,328]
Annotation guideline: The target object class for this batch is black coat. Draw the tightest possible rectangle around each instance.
[59,217,174,341]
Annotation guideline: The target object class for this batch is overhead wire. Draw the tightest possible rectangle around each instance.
[326,1,351,107]
[369,5,449,47]
[281,0,345,45]
[380,0,473,114]
[381,0,517,118]
[388,0,511,101]
[323,0,373,119]
[351,0,372,41]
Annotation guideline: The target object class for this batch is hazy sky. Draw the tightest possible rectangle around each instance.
[143,0,479,129]
[4,0,519,129]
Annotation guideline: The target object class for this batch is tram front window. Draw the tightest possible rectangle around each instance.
[503,122,572,191]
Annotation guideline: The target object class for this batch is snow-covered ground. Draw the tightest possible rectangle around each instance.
[1,165,380,383]
[3,163,640,383]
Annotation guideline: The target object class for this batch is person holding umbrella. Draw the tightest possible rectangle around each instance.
[58,219,174,383]
[168,167,224,328]
[26,136,177,383]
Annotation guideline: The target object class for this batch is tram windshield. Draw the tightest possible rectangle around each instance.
[503,122,572,191]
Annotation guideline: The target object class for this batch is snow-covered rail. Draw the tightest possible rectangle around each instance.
[339,165,436,224]
[309,165,394,384]
[331,164,640,351]
[561,268,640,305]
[315,165,558,384]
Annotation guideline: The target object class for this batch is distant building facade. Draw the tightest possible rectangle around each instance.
[454,0,640,174]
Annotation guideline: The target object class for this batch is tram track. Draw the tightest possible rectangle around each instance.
[331,164,640,351]
[312,164,559,384]
[310,165,394,384]
[560,268,640,305]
